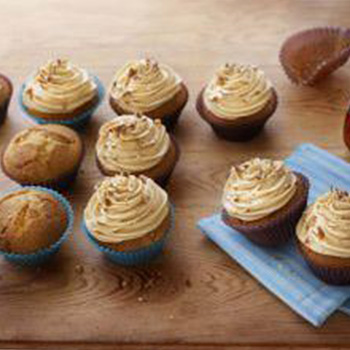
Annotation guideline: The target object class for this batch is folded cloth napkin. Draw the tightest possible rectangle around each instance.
[197,143,350,327]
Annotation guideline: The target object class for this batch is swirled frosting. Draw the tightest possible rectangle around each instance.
[22,58,97,114]
[109,58,182,113]
[297,190,350,258]
[222,158,297,221]
[96,114,170,173]
[203,63,273,119]
[84,174,169,243]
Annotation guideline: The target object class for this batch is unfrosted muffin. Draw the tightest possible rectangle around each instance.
[196,63,278,141]
[83,174,172,264]
[0,74,12,125]
[297,189,350,285]
[95,114,179,186]
[1,124,84,189]
[0,189,68,254]
[109,58,188,130]
[222,158,309,246]
[21,58,101,126]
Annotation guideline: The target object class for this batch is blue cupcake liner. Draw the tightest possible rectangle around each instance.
[0,186,74,266]
[18,74,105,130]
[81,204,175,266]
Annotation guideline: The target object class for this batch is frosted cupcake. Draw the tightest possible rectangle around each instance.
[222,158,309,246]
[109,58,188,130]
[196,63,278,141]
[95,114,179,186]
[20,58,104,128]
[82,174,173,265]
[297,189,350,285]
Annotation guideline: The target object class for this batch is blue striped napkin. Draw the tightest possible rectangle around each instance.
[197,143,350,327]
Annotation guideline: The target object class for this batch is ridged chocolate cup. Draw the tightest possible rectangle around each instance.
[222,172,310,247]
[280,27,350,86]
[109,83,189,132]
[0,74,13,125]
[298,240,350,285]
[196,87,278,142]
[96,135,180,188]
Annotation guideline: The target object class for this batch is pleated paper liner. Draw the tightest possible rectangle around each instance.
[18,74,105,130]
[81,205,175,266]
[0,186,74,266]
[280,27,350,85]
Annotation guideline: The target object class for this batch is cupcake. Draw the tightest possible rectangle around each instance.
[109,58,188,130]
[1,124,84,190]
[0,74,12,125]
[82,174,173,265]
[222,158,309,247]
[297,189,350,285]
[0,187,73,265]
[280,27,350,85]
[196,63,278,141]
[20,58,104,129]
[95,114,179,186]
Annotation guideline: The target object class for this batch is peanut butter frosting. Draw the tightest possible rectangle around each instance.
[84,174,170,243]
[109,58,182,113]
[203,63,273,120]
[222,158,297,221]
[96,114,170,173]
[297,189,350,258]
[22,58,97,114]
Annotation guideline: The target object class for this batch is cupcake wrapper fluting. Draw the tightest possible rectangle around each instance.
[0,186,74,266]
[18,75,105,130]
[297,241,350,285]
[222,173,310,247]
[279,27,350,86]
[81,205,174,266]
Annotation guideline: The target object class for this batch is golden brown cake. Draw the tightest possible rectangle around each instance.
[84,174,171,252]
[297,189,350,285]
[22,58,99,120]
[0,189,68,254]
[95,114,179,186]
[196,63,278,141]
[221,158,309,246]
[1,124,84,189]
[109,58,188,130]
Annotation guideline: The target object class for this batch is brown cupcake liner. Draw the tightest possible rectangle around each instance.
[109,83,189,132]
[298,241,350,285]
[222,172,310,247]
[196,87,278,142]
[96,135,180,188]
[280,27,350,86]
[0,74,13,125]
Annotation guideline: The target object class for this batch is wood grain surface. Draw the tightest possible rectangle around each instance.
[0,0,350,349]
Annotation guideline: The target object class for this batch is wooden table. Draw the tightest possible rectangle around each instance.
[1,0,350,349]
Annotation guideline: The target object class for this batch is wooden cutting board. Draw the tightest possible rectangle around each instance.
[1,0,350,349]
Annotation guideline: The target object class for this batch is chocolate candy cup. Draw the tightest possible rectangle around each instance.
[280,27,350,85]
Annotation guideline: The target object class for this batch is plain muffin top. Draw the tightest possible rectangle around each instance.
[2,124,83,183]
[0,189,68,253]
